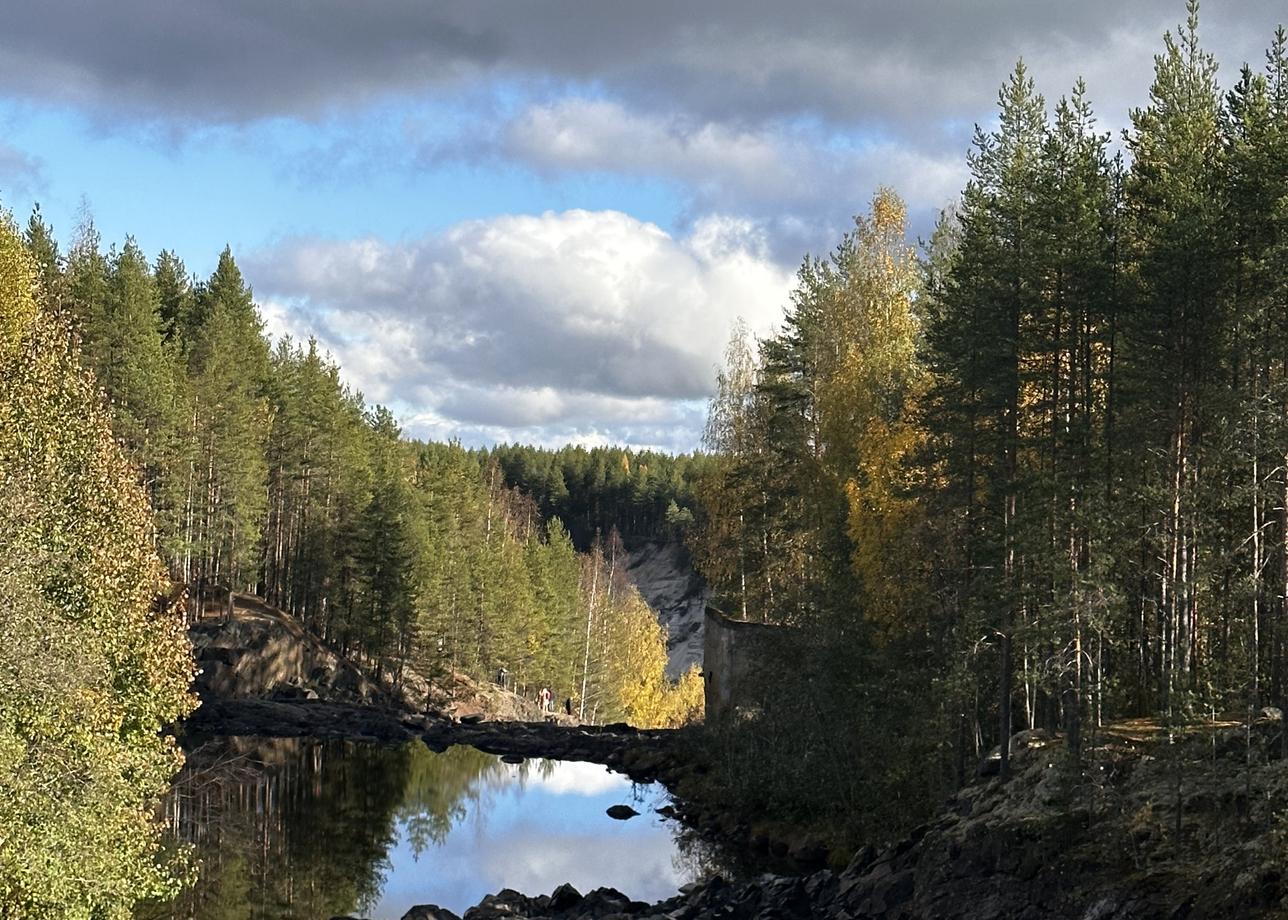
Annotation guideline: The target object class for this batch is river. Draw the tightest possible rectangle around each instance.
[136,737,711,919]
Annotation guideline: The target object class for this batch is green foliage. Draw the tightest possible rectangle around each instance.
[0,214,195,918]
[13,208,692,732]
[484,443,709,549]
[186,247,273,590]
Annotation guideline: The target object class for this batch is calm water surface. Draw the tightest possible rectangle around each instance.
[140,737,711,920]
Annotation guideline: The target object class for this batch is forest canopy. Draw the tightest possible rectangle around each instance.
[1,0,1285,904]
[693,2,1288,846]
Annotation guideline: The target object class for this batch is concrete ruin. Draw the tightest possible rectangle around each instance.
[702,607,790,723]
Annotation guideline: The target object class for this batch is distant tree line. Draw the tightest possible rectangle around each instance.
[481,443,707,550]
[695,2,1288,849]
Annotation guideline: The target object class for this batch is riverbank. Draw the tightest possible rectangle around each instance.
[291,709,1288,919]
[182,603,1288,919]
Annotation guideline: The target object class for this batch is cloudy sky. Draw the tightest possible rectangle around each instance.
[1,2,1283,450]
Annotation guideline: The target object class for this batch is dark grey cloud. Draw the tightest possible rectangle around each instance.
[0,142,45,201]
[3,2,1283,130]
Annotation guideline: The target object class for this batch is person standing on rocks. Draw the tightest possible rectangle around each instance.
[540,686,551,713]
[564,697,572,717]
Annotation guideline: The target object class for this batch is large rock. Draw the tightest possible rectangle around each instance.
[547,883,582,911]
[401,908,462,920]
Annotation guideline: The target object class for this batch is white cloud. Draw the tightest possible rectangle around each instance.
[248,209,794,449]
[502,98,967,227]
[516,760,626,797]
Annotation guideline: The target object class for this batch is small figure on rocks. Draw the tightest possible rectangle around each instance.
[539,686,551,712]
[496,666,508,689]
[564,697,572,717]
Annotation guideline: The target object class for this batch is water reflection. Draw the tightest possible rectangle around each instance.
[138,738,708,920]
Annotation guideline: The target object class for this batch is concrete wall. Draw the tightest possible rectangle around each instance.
[703,607,789,723]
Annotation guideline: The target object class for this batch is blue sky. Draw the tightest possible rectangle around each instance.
[1,1,1284,451]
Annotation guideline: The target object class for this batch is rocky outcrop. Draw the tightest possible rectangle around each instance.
[181,699,684,782]
[190,681,1288,919]
[190,593,558,722]
[189,594,392,704]
[182,698,418,742]
[624,540,709,677]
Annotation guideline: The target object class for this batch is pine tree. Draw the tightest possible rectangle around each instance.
[22,204,60,313]
[154,249,196,344]
[187,247,271,602]
[1120,0,1225,713]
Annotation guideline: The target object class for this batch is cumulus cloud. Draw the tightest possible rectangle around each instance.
[9,1,1280,271]
[249,209,793,449]
[514,760,626,797]
[12,1,1285,452]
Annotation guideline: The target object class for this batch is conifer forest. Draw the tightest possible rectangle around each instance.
[1,2,1287,917]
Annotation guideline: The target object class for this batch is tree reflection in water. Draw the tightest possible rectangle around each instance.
[137,738,719,920]
[137,738,500,920]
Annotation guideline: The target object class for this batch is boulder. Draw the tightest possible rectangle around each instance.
[401,907,462,920]
[606,804,639,820]
[579,887,633,915]
[787,834,828,867]
[548,882,583,911]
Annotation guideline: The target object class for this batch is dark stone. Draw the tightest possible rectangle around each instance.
[580,887,632,914]
[547,883,582,911]
[787,835,828,868]
[844,844,877,876]
[203,646,241,666]
[458,713,484,725]
[501,754,524,764]
[465,888,530,920]
[803,869,837,903]
[401,907,462,920]
[606,804,639,820]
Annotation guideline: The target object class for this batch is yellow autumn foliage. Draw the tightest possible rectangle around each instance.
[600,590,704,728]
[0,214,196,919]
[808,189,929,639]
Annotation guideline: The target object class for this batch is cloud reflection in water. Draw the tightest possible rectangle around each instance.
[371,756,694,919]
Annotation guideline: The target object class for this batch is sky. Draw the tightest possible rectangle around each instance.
[1,2,1284,451]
